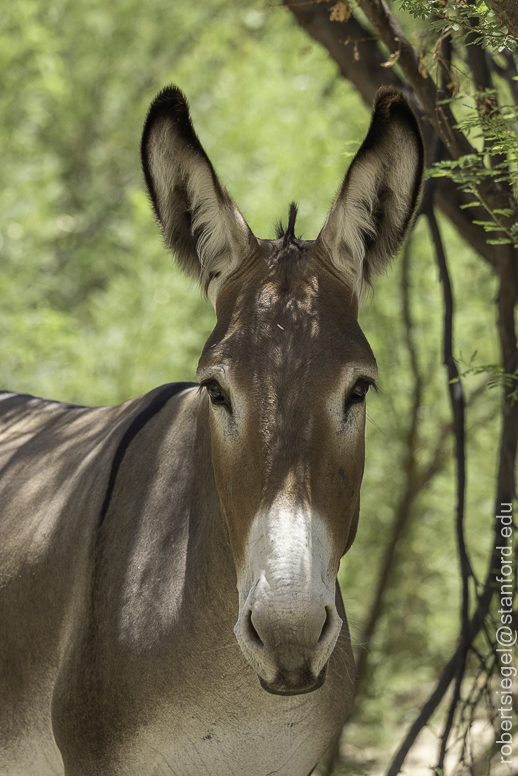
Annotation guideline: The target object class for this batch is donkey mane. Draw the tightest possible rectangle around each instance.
[270,202,310,281]
[275,201,300,246]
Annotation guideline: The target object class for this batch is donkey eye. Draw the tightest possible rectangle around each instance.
[203,381,229,408]
[348,380,371,403]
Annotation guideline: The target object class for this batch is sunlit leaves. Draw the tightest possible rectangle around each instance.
[399,0,517,50]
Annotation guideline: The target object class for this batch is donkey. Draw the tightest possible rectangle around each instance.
[0,86,423,775]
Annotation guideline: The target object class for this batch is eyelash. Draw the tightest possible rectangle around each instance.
[201,380,231,409]
[347,380,375,404]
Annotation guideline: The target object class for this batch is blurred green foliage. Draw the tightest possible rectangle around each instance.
[0,0,369,403]
[0,0,501,768]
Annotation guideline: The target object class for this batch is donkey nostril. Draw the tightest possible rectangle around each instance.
[318,607,332,644]
[244,609,263,647]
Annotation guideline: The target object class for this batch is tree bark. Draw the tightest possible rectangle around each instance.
[487,0,518,40]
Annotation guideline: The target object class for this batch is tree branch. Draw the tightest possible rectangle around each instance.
[487,0,518,40]
[356,0,518,228]
[284,1,505,268]
[424,204,472,771]
[285,0,402,104]
[385,244,518,776]
[357,0,474,159]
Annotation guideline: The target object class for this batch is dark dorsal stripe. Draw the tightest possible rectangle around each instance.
[99,382,197,529]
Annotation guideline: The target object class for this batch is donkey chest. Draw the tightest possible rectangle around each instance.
[123,694,342,776]
[102,586,352,775]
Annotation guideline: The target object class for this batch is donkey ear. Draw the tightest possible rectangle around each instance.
[141,86,253,290]
[317,87,424,300]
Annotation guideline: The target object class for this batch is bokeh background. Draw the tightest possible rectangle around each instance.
[0,1,505,773]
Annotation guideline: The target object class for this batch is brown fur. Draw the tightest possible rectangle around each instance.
[0,85,424,775]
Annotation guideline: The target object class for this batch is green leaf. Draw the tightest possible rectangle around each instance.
[472,220,505,231]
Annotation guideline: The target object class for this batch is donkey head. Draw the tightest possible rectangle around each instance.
[141,86,423,695]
